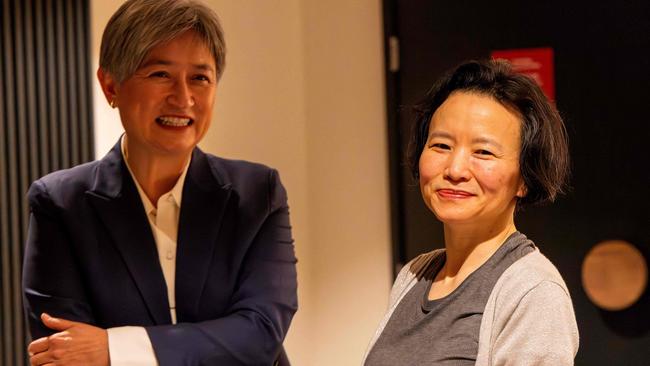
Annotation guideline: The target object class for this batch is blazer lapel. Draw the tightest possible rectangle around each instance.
[85,141,171,325]
[175,148,232,321]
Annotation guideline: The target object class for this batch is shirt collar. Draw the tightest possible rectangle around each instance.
[120,134,190,213]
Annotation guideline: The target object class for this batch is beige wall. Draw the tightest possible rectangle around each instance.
[91,1,391,364]
[301,1,392,364]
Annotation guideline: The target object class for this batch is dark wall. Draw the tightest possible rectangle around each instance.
[0,0,94,364]
[382,0,650,364]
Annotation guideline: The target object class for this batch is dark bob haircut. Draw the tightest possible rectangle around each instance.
[408,59,570,206]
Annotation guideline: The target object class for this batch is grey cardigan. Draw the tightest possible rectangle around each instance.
[363,249,579,365]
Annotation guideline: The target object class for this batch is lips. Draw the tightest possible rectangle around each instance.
[156,115,193,127]
[436,188,475,199]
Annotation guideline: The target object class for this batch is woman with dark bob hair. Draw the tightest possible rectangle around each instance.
[364,60,579,365]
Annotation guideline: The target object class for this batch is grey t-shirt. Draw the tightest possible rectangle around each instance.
[365,232,535,366]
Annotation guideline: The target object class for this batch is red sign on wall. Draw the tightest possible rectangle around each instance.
[491,47,555,101]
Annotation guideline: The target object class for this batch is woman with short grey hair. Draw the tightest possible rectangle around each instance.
[23,1,297,365]
[100,0,226,83]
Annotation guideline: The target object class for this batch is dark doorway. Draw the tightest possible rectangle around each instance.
[382,0,650,364]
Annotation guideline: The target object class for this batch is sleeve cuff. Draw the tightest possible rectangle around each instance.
[107,326,159,366]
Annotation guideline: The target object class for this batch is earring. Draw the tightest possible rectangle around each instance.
[110,99,116,108]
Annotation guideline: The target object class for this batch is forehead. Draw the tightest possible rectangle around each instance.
[430,92,521,133]
[141,31,216,68]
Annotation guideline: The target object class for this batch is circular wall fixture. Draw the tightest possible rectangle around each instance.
[582,240,648,311]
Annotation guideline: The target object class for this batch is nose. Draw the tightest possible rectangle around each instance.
[167,79,195,108]
[444,149,471,182]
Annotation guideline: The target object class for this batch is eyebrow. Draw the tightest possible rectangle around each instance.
[472,136,503,150]
[139,59,215,73]
[428,131,453,140]
[428,131,504,149]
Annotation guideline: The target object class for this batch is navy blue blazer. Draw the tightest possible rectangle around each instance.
[22,141,298,365]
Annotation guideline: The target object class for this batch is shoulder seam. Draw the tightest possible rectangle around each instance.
[408,249,444,280]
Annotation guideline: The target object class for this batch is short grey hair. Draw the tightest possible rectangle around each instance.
[99,0,226,83]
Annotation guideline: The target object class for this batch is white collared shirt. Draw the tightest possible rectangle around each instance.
[106,136,190,365]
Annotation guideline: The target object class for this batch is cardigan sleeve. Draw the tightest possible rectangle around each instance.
[491,280,579,365]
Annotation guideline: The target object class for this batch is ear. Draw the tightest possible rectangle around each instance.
[97,68,119,107]
[516,178,527,198]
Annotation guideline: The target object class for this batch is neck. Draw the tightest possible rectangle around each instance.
[123,136,190,206]
[440,209,517,277]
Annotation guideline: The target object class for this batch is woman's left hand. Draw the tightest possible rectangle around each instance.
[28,313,109,366]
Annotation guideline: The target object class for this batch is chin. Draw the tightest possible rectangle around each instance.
[437,217,476,226]
[432,209,477,225]
[153,143,195,156]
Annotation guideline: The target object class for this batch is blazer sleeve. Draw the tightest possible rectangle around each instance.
[146,169,298,366]
[22,179,96,339]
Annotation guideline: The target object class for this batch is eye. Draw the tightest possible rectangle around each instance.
[429,143,451,150]
[192,74,212,83]
[148,71,169,78]
[475,149,494,156]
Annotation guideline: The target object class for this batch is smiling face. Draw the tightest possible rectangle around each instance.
[419,92,526,228]
[99,30,217,159]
